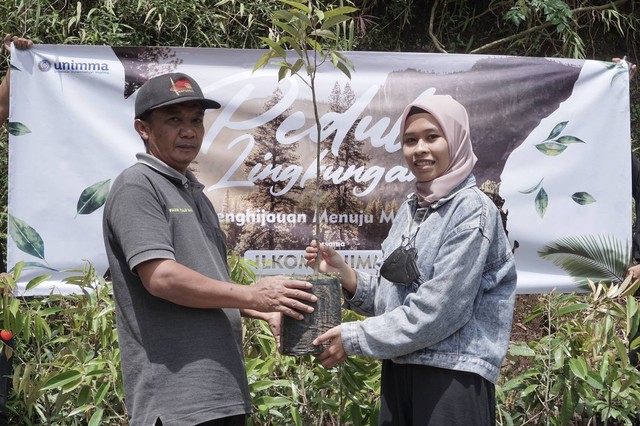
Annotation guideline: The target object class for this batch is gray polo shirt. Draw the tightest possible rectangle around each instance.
[103,153,251,426]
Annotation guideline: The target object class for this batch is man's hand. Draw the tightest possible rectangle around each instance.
[612,57,637,79]
[250,276,317,320]
[241,310,282,347]
[3,34,33,52]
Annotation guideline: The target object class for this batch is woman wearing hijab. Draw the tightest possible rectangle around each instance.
[305,95,517,425]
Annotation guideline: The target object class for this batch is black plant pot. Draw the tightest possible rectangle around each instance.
[280,274,342,356]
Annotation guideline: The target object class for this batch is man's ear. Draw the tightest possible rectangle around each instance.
[134,118,150,141]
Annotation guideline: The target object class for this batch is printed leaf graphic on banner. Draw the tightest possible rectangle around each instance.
[8,215,46,261]
[536,121,584,156]
[535,187,548,218]
[547,121,568,140]
[571,192,596,205]
[556,135,585,145]
[535,141,567,156]
[518,178,544,194]
[10,262,57,272]
[8,122,31,136]
[538,234,630,285]
[76,179,111,216]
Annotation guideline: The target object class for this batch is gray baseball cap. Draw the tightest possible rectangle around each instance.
[134,72,221,119]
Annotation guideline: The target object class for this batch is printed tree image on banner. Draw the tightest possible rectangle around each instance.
[6,45,632,294]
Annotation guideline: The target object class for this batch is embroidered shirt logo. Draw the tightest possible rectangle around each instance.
[169,208,193,213]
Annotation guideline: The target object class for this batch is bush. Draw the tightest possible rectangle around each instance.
[498,277,640,425]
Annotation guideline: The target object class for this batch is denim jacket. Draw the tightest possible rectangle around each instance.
[341,174,517,383]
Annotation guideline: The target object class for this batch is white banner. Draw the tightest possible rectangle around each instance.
[7,45,632,294]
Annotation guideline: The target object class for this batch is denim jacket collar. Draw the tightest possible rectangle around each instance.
[406,174,477,212]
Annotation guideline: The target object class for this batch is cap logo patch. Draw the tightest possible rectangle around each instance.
[170,78,195,97]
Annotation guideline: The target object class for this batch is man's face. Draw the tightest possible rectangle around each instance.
[135,101,205,174]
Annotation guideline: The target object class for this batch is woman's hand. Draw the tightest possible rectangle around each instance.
[304,240,357,294]
[313,325,347,368]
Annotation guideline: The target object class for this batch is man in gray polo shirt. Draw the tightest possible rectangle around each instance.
[103,72,317,426]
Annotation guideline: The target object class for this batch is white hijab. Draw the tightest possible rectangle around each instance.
[399,95,477,207]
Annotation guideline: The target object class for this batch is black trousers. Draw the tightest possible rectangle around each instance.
[379,360,495,426]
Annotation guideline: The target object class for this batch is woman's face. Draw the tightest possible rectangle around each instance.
[402,112,451,182]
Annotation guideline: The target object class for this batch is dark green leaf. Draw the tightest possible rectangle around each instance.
[41,370,82,390]
[7,122,31,136]
[332,51,354,69]
[262,37,287,59]
[274,20,301,39]
[508,344,536,356]
[273,10,294,22]
[557,302,589,316]
[8,215,45,260]
[292,58,304,74]
[321,15,352,30]
[278,65,289,81]
[336,61,352,79]
[571,192,596,205]
[307,38,322,52]
[77,179,111,215]
[252,52,271,72]
[323,7,359,19]
[585,371,604,390]
[568,357,587,379]
[25,274,52,291]
[280,0,311,14]
[310,29,337,41]
[95,381,110,405]
[88,408,104,426]
[560,385,577,425]
[292,10,312,27]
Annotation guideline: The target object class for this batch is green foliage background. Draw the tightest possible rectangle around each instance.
[0,0,639,424]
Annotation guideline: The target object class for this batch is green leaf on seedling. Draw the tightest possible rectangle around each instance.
[41,370,82,390]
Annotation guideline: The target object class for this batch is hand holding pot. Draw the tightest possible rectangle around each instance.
[304,240,357,294]
[313,325,347,368]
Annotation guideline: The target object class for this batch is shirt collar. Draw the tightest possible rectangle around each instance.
[135,152,203,190]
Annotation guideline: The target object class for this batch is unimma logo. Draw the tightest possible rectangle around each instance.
[38,58,110,74]
[38,59,52,72]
